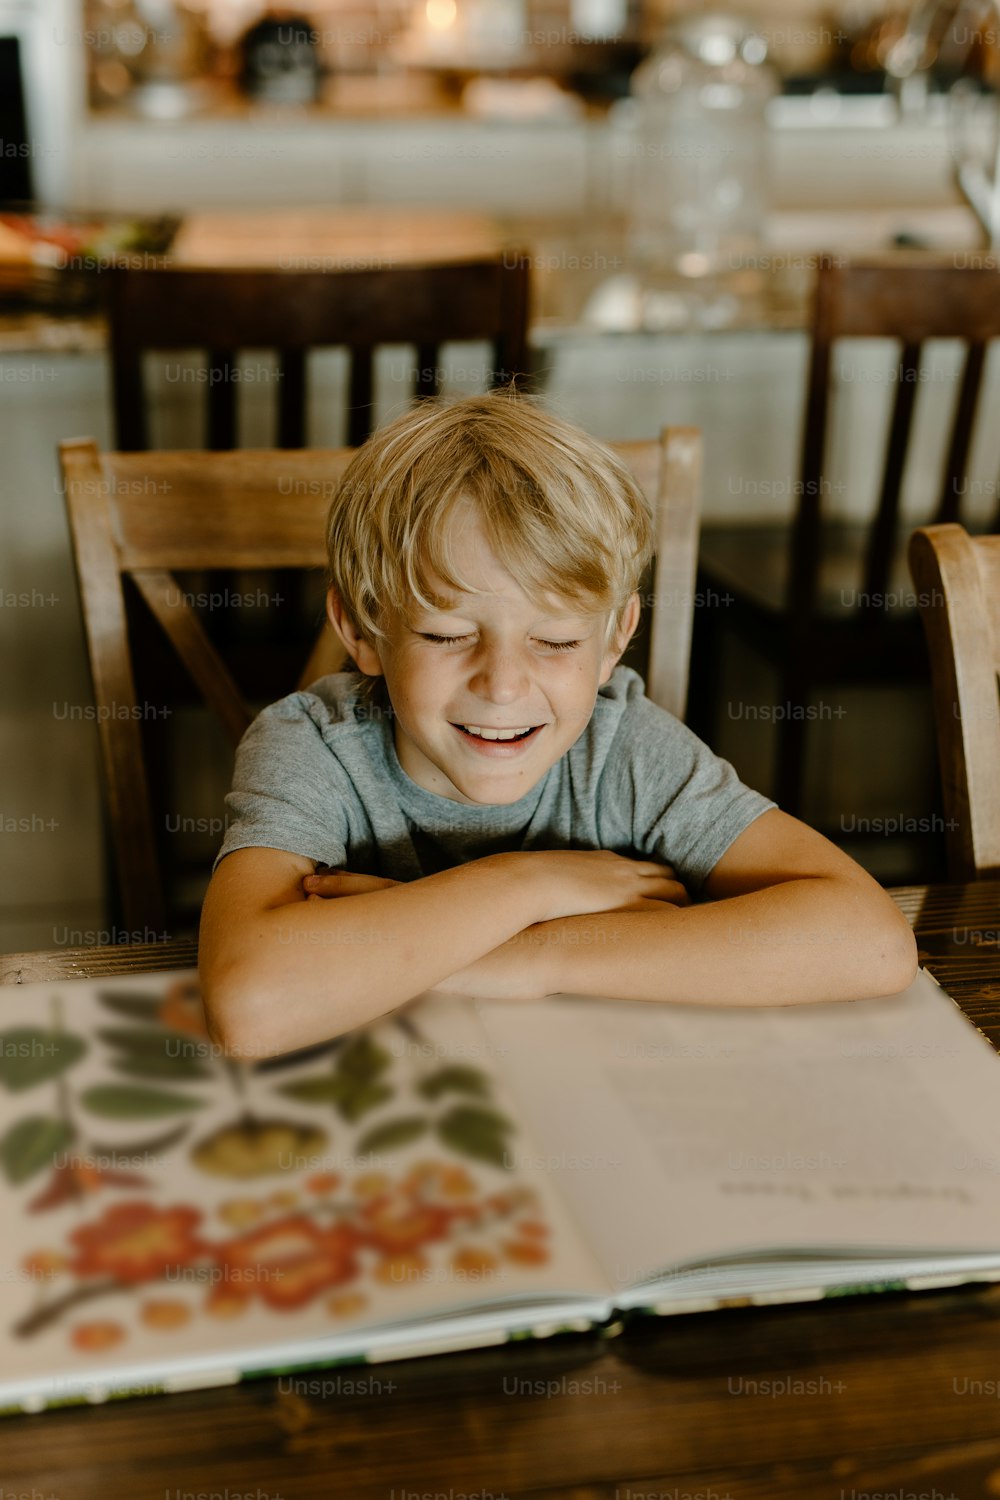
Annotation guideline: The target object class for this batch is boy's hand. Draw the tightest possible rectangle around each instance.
[302,869,401,898]
[526,850,690,923]
[297,857,686,1003]
[299,867,544,1001]
[301,855,690,920]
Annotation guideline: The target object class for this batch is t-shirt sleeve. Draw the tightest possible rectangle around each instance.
[612,696,776,895]
[212,695,353,874]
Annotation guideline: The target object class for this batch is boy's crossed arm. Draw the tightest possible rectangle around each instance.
[199,809,917,1058]
[307,809,916,1013]
[198,843,677,1057]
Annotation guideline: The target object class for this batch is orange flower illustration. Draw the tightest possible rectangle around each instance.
[68,1202,204,1284]
[141,1298,192,1330]
[157,977,210,1040]
[356,1189,457,1253]
[71,1320,125,1352]
[213,1215,360,1311]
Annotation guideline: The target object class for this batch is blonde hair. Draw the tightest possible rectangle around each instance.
[325,387,654,695]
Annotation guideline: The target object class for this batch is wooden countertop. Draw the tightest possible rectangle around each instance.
[0,204,983,354]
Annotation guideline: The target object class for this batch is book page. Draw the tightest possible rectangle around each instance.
[0,970,609,1409]
[476,970,1000,1293]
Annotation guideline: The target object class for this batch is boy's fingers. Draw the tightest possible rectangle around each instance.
[303,872,399,896]
[648,879,690,907]
[619,895,685,913]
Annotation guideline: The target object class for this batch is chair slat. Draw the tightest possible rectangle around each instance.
[131,569,254,747]
[645,428,702,721]
[936,341,987,525]
[831,256,1000,340]
[348,347,375,448]
[862,342,921,606]
[110,345,147,453]
[297,626,352,692]
[207,351,237,450]
[100,450,346,566]
[278,351,308,449]
[59,440,166,931]
[415,343,439,399]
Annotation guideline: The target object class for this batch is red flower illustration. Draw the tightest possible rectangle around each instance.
[213,1215,360,1311]
[68,1202,204,1284]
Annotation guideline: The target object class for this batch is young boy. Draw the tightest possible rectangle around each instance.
[199,391,917,1058]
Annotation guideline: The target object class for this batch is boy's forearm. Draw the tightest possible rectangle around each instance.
[209,854,546,1054]
[522,879,917,1006]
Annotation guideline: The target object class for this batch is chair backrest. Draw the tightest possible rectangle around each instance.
[792,254,1000,627]
[106,256,531,450]
[908,523,1000,881]
[58,428,701,932]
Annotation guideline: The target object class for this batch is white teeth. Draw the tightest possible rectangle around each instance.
[461,725,533,741]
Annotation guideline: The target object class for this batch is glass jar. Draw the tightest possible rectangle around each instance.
[627,12,778,283]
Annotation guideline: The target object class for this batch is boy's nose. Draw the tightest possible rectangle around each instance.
[467,646,532,703]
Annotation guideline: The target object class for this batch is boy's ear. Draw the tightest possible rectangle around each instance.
[599,592,641,681]
[325,587,385,678]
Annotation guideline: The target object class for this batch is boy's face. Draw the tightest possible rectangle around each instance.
[329,509,639,805]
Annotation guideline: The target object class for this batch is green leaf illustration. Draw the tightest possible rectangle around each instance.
[98,1025,199,1056]
[0,1116,75,1186]
[417,1065,490,1101]
[278,1072,393,1123]
[278,1076,352,1106]
[0,1029,87,1092]
[436,1104,515,1169]
[96,991,165,1023]
[338,1033,391,1082]
[356,1117,428,1155]
[97,1025,210,1080]
[110,1054,212,1083]
[336,1081,394,1124]
[80,1085,205,1120]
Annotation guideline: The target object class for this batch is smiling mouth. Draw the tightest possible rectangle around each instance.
[450,723,543,744]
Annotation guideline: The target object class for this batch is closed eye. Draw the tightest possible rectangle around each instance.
[420,634,582,653]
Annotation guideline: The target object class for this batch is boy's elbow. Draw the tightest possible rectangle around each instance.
[200,963,283,1062]
[869,907,919,998]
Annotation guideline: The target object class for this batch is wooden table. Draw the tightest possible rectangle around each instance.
[4,882,1000,1499]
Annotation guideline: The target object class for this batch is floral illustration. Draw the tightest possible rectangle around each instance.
[0,973,555,1355]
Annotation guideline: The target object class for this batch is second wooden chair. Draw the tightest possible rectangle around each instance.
[692,254,1000,842]
[106,255,531,451]
[909,523,1000,881]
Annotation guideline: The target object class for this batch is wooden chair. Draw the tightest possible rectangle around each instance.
[105,257,531,451]
[908,523,1000,881]
[691,254,1000,835]
[105,254,532,692]
[58,427,702,934]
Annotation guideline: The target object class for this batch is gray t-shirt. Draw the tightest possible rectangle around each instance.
[213,666,774,894]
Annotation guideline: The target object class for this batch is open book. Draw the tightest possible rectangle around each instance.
[3,965,1000,1414]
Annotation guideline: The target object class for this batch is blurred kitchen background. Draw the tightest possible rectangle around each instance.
[2,0,1000,948]
[2,0,998,212]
